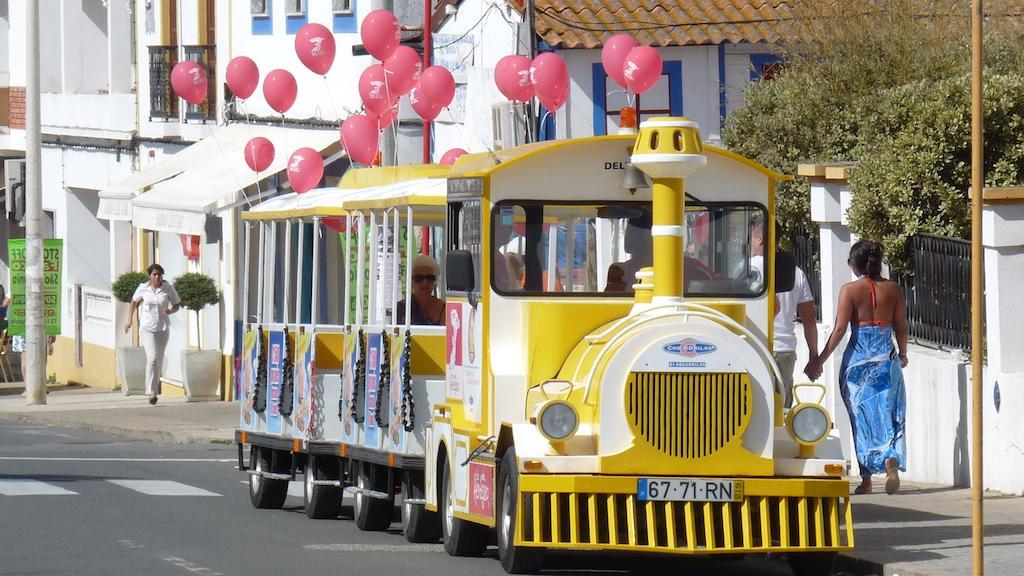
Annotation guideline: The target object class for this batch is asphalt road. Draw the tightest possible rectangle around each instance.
[0,422,799,576]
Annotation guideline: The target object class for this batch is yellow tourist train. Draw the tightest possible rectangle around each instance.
[235,117,853,575]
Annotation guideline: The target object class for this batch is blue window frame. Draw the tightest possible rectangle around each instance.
[252,0,273,35]
[285,0,308,35]
[591,60,682,136]
[749,54,784,81]
[333,0,357,33]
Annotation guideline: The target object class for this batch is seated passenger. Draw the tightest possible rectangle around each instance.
[604,263,628,292]
[608,215,652,292]
[397,254,445,325]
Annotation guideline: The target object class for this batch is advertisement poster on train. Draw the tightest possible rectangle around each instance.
[341,332,358,443]
[239,330,258,430]
[363,332,382,448]
[446,302,463,400]
[292,332,314,440]
[463,303,482,423]
[266,330,285,435]
[387,332,406,454]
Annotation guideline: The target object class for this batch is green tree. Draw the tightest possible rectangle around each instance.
[173,272,220,349]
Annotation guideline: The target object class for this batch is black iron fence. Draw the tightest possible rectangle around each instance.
[148,46,178,120]
[182,45,217,122]
[791,228,823,321]
[894,234,972,351]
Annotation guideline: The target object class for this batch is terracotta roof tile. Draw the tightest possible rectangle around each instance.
[531,0,796,49]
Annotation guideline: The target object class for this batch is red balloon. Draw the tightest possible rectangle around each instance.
[384,46,422,96]
[601,34,639,89]
[530,53,569,111]
[295,23,336,76]
[367,105,398,130]
[419,66,456,108]
[323,217,349,233]
[359,65,394,115]
[263,69,298,114]
[409,86,442,122]
[226,56,259,100]
[340,114,381,166]
[494,55,534,102]
[360,9,400,61]
[244,137,275,173]
[287,148,324,194]
[171,61,208,105]
[623,46,663,95]
[440,148,468,166]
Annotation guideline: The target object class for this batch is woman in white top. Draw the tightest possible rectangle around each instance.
[124,264,180,405]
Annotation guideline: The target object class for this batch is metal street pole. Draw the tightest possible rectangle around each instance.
[970,1,984,574]
[24,0,45,405]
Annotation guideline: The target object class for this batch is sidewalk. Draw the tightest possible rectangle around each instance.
[0,383,1021,576]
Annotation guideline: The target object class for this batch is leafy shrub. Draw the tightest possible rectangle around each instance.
[112,271,148,303]
[173,272,220,349]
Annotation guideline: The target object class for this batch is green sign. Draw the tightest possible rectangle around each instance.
[7,239,63,336]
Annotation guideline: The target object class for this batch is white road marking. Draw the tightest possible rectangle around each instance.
[288,481,303,498]
[107,480,221,496]
[304,543,444,552]
[0,457,235,462]
[160,556,223,576]
[0,479,77,496]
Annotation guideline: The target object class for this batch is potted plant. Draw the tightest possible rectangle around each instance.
[174,272,222,401]
[112,271,149,396]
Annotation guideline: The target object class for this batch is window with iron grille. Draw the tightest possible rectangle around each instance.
[148,46,178,120]
[285,0,305,15]
[251,0,269,16]
[333,0,352,14]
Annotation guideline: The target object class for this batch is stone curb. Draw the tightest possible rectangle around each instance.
[0,412,235,445]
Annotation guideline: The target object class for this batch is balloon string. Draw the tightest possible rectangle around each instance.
[322,75,342,129]
[200,103,251,214]
[240,99,258,210]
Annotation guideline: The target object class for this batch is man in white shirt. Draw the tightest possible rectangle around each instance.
[774,265,817,408]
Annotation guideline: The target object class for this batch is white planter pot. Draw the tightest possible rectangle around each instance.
[117,346,148,396]
[182,349,222,401]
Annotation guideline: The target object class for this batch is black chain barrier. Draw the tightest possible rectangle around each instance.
[279,326,294,417]
[253,325,268,414]
[348,328,366,424]
[401,328,415,432]
[375,331,391,429]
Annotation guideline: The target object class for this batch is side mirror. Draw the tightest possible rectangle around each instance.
[446,250,475,293]
[775,250,796,293]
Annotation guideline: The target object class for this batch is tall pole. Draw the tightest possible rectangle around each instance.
[970,1,984,575]
[24,0,45,405]
[375,0,395,166]
[422,0,432,164]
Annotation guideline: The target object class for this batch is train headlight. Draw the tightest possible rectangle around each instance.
[535,400,579,442]
[786,403,831,446]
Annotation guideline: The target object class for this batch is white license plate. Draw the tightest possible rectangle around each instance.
[637,478,743,502]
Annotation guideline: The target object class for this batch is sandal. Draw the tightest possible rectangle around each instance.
[148,395,158,405]
[854,478,872,494]
[885,457,901,494]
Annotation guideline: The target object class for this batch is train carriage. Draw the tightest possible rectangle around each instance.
[236,118,853,576]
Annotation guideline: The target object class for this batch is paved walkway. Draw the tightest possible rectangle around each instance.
[1,382,1020,576]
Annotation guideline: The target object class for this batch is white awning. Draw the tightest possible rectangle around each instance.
[101,124,338,232]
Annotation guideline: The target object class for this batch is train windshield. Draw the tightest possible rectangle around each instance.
[491,201,767,297]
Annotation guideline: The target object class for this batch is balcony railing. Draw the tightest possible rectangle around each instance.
[182,45,217,122]
[149,46,178,120]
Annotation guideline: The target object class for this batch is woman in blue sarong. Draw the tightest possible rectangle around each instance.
[806,240,908,495]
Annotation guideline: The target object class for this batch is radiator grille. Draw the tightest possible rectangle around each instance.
[626,372,751,459]
[517,492,854,552]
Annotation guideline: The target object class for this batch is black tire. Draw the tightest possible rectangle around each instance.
[440,457,488,557]
[788,552,837,576]
[248,446,288,509]
[497,448,545,574]
[353,461,394,531]
[304,455,341,519]
[402,472,442,543]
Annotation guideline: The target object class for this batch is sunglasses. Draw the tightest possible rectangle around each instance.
[413,274,437,283]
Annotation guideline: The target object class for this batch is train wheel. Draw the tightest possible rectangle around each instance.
[304,455,341,519]
[788,552,836,576]
[440,458,487,557]
[402,472,441,543]
[249,446,288,509]
[353,461,394,531]
[497,448,545,574]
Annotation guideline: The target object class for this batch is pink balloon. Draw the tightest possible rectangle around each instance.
[367,105,398,130]
[419,66,455,108]
[226,56,259,100]
[295,23,336,76]
[359,65,394,115]
[361,9,401,61]
[440,148,468,166]
[537,81,569,113]
[530,52,569,107]
[170,61,208,105]
[601,34,639,89]
[384,46,422,96]
[409,86,442,122]
[340,114,381,166]
[287,148,324,195]
[244,137,275,173]
[623,46,663,95]
[494,55,534,102]
[263,69,298,114]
